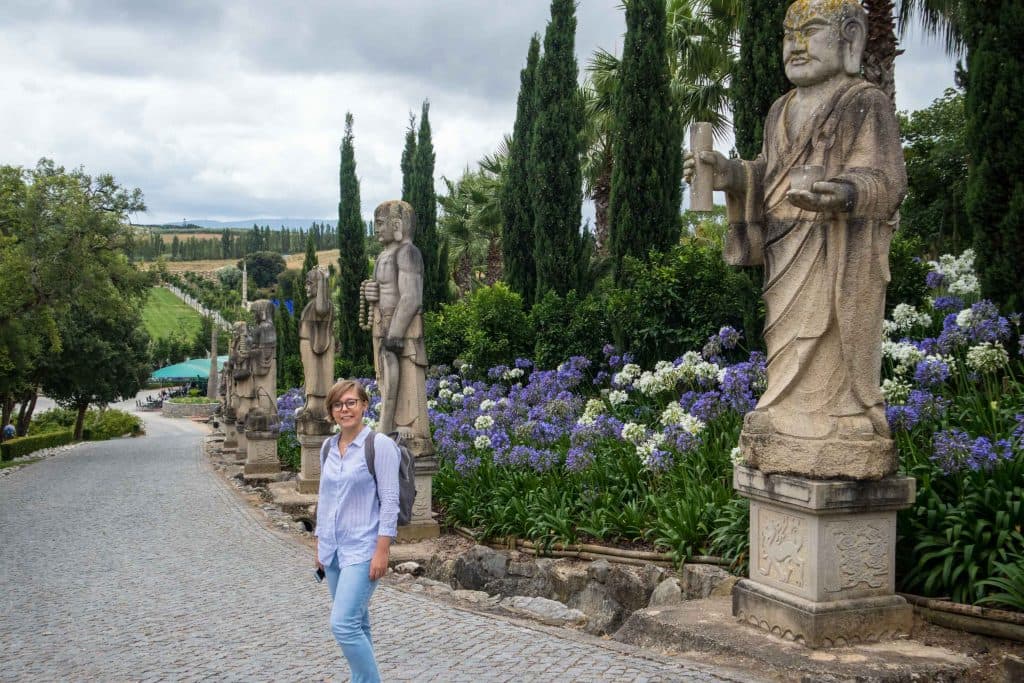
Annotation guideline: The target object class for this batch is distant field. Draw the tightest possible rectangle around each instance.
[156,232,222,244]
[142,287,203,340]
[141,249,341,275]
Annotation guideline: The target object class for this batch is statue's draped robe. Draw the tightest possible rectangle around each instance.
[299,296,334,417]
[724,80,906,439]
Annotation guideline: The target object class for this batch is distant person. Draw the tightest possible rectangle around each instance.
[315,379,399,683]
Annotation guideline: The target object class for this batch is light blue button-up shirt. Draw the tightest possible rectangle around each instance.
[315,427,400,568]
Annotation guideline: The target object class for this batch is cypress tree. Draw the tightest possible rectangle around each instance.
[501,34,541,306]
[530,0,586,298]
[733,0,790,159]
[400,113,417,203]
[964,0,1024,312]
[409,100,444,310]
[295,234,318,316]
[608,0,682,283]
[337,113,370,367]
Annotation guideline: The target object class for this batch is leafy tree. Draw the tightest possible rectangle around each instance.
[733,0,789,159]
[530,0,587,299]
[410,101,445,310]
[238,251,286,289]
[609,0,683,283]
[898,88,969,252]
[337,113,371,367]
[401,112,417,203]
[501,34,541,305]
[962,1,1024,311]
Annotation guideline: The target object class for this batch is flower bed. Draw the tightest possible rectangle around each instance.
[428,249,1023,610]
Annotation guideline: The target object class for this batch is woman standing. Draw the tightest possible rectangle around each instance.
[315,379,400,683]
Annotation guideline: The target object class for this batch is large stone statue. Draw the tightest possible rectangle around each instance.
[228,320,253,455]
[685,0,916,648]
[298,267,335,422]
[684,0,906,481]
[360,200,432,456]
[243,300,280,478]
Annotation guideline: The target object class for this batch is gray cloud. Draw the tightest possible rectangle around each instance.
[0,1,954,225]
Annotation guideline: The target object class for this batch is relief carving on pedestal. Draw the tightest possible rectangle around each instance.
[824,520,889,593]
[757,509,807,587]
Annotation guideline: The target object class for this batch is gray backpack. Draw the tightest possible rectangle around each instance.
[319,431,417,526]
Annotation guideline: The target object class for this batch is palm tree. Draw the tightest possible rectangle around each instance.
[582,49,618,256]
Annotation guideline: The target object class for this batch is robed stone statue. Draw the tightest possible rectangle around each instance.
[685,0,907,480]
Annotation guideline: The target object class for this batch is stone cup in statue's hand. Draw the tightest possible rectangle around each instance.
[788,165,825,194]
[362,280,380,302]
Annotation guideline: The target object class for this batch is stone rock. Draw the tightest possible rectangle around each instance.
[710,575,740,597]
[1004,654,1024,683]
[682,564,734,600]
[424,556,457,585]
[507,560,536,577]
[648,577,684,608]
[587,559,611,584]
[452,545,507,590]
[570,581,625,635]
[606,564,653,612]
[546,560,588,603]
[500,596,586,627]
[394,561,424,577]
[416,578,453,597]
[452,589,494,605]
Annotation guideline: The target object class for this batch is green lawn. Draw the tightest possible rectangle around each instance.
[142,287,202,340]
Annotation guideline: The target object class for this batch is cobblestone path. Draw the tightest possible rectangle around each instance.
[0,414,748,682]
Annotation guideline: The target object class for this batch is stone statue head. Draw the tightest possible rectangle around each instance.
[783,0,866,86]
[305,267,326,298]
[251,299,274,325]
[374,200,415,245]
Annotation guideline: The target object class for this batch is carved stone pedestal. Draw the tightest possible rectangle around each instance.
[398,455,439,542]
[234,430,249,462]
[732,465,915,648]
[243,429,280,479]
[296,415,332,494]
[740,430,897,481]
[222,418,239,452]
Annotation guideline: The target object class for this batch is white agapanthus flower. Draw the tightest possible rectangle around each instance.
[438,388,453,400]
[620,422,647,444]
[660,403,688,427]
[881,340,925,374]
[613,363,642,387]
[479,399,496,412]
[462,386,476,396]
[362,417,378,430]
[474,415,495,430]
[881,378,912,404]
[966,342,1009,373]
[891,303,932,331]
[427,400,438,410]
[949,273,980,297]
[729,446,747,467]
[607,389,628,406]
[460,363,473,375]
[677,413,706,436]
[474,434,492,449]
[956,309,974,329]
[882,319,899,337]
[438,379,450,389]
[502,367,525,380]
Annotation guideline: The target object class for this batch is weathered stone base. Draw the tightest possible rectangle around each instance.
[397,519,440,542]
[740,429,896,480]
[267,480,317,519]
[296,474,319,494]
[296,422,330,495]
[733,579,912,648]
[243,430,280,478]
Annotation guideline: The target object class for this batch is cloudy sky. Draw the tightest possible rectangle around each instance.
[1,1,959,225]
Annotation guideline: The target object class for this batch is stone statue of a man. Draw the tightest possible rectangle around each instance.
[684,0,907,479]
[360,200,432,456]
[245,299,278,430]
[298,267,334,422]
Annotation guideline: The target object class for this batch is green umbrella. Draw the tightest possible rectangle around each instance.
[150,356,229,381]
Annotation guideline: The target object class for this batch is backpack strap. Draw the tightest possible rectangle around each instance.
[319,433,339,470]
[364,431,379,489]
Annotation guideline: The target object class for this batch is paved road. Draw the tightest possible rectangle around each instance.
[0,412,746,682]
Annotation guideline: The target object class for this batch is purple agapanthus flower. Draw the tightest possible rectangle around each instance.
[931,429,1014,474]
[718,326,742,350]
[925,270,946,290]
[932,295,963,314]
[913,357,951,389]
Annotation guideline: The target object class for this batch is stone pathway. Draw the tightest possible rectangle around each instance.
[0,412,753,682]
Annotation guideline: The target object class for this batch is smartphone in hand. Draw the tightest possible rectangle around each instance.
[314,567,325,583]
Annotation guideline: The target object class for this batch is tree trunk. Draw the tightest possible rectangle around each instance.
[15,390,37,437]
[1,394,13,437]
[485,237,503,285]
[454,251,473,296]
[862,0,900,109]
[74,403,88,441]
[593,166,612,257]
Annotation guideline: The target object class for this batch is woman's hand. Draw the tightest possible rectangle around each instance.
[369,537,391,581]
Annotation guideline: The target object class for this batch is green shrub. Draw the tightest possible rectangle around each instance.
[886,231,930,315]
[278,432,301,470]
[530,289,611,369]
[84,409,143,441]
[168,397,218,404]
[425,283,533,372]
[607,243,760,366]
[29,408,78,434]
[1,430,74,461]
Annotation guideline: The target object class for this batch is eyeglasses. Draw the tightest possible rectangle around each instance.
[331,399,361,411]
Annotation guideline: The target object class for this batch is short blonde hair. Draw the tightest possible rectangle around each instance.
[326,379,369,410]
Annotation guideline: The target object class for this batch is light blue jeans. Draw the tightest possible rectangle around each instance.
[324,558,380,683]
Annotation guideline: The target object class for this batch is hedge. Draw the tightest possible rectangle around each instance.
[1,430,75,461]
